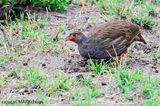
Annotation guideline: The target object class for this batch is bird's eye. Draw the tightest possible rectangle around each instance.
[72,34,76,37]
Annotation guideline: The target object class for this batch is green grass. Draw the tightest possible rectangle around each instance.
[2,61,160,105]
[23,67,42,87]
[138,1,157,16]
[71,87,100,106]
[0,75,6,87]
[31,0,68,11]
[113,68,160,102]
[46,71,68,96]
[116,69,142,93]
[3,13,65,53]
[14,13,47,38]
[0,0,160,105]
[0,0,68,23]
[152,0,160,4]
[87,59,107,74]
[134,0,146,3]
[92,0,132,18]
[131,15,155,29]
[0,54,11,64]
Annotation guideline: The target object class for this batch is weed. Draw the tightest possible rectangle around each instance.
[151,48,159,65]
[73,75,93,86]
[72,0,81,5]
[139,1,157,16]
[0,54,11,64]
[79,77,93,86]
[38,32,51,51]
[46,71,68,96]
[71,87,99,106]
[31,0,68,11]
[152,0,160,4]
[131,15,155,29]
[0,75,6,87]
[116,69,142,93]
[16,14,47,38]
[6,13,51,51]
[134,0,146,3]
[91,0,132,18]
[140,75,159,99]
[84,87,103,98]
[141,99,160,106]
[0,0,68,22]
[23,67,41,87]
[52,22,66,42]
[88,59,106,74]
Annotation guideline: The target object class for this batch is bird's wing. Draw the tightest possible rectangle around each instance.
[88,20,140,41]
[86,21,140,55]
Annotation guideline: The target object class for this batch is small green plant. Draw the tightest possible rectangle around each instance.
[79,77,93,86]
[52,22,66,42]
[75,75,93,86]
[72,0,81,5]
[117,70,142,93]
[141,95,160,106]
[47,71,68,96]
[0,75,6,87]
[91,0,132,18]
[0,54,11,64]
[71,87,99,106]
[139,1,157,16]
[84,87,103,98]
[31,0,68,11]
[0,0,68,22]
[131,15,155,29]
[38,32,52,50]
[152,0,160,4]
[23,67,41,87]
[151,49,159,65]
[88,59,106,74]
[15,14,47,38]
[134,0,146,3]
[140,75,159,99]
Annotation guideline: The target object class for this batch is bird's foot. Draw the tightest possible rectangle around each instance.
[112,51,127,67]
[118,51,127,61]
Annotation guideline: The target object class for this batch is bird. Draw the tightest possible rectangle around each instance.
[65,20,146,60]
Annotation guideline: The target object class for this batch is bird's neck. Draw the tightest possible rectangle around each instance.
[74,35,87,45]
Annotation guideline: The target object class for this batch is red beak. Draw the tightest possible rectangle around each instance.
[65,35,73,42]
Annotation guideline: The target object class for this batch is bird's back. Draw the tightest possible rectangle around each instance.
[78,20,145,59]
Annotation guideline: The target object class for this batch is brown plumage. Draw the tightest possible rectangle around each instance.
[65,20,146,60]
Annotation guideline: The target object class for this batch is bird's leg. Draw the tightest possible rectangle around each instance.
[117,51,127,67]
[118,51,127,61]
[111,51,127,67]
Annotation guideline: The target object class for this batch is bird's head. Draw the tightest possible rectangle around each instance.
[65,31,86,44]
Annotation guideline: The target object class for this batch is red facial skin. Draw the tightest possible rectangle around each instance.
[65,34,78,44]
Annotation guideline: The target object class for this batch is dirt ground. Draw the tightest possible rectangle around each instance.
[0,3,160,106]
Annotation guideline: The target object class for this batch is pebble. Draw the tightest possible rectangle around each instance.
[23,62,28,66]
[101,82,107,86]
[19,88,34,95]
[42,63,46,67]
[91,74,95,78]
[155,70,159,73]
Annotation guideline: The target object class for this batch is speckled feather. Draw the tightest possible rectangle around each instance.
[77,20,146,59]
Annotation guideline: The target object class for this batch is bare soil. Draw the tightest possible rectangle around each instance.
[0,3,160,106]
